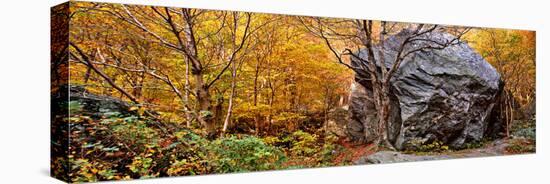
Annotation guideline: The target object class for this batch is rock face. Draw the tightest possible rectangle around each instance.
[347,82,402,143]
[346,30,503,150]
[347,82,376,142]
[326,107,350,137]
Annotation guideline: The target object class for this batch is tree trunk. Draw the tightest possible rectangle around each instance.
[222,59,237,133]
[184,58,193,127]
[194,72,215,136]
[378,85,395,150]
[83,67,91,84]
[252,60,261,134]
[134,71,145,99]
[505,90,512,137]
[265,65,275,135]
[323,86,330,133]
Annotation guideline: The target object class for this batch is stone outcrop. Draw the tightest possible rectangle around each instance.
[326,107,350,137]
[53,85,138,118]
[346,30,503,150]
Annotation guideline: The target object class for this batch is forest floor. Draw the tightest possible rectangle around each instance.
[337,137,536,165]
[328,120,536,165]
[332,139,376,165]
[53,85,536,183]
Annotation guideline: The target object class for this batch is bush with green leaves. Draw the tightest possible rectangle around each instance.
[67,100,83,114]
[284,130,318,157]
[512,122,536,140]
[166,130,210,176]
[127,154,158,179]
[206,135,286,173]
[317,134,339,165]
[167,131,286,174]
[513,127,536,139]
[262,136,282,146]
[103,116,160,152]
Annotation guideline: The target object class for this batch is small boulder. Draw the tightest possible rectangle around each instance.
[54,85,138,118]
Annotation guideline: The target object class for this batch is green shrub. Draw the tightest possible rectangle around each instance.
[262,136,282,146]
[109,116,160,152]
[168,132,286,174]
[207,135,286,173]
[127,154,159,178]
[165,130,210,176]
[68,101,83,114]
[277,131,339,167]
[285,130,318,157]
[318,134,339,165]
[513,126,536,140]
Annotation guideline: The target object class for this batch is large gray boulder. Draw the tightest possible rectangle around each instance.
[346,30,503,150]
